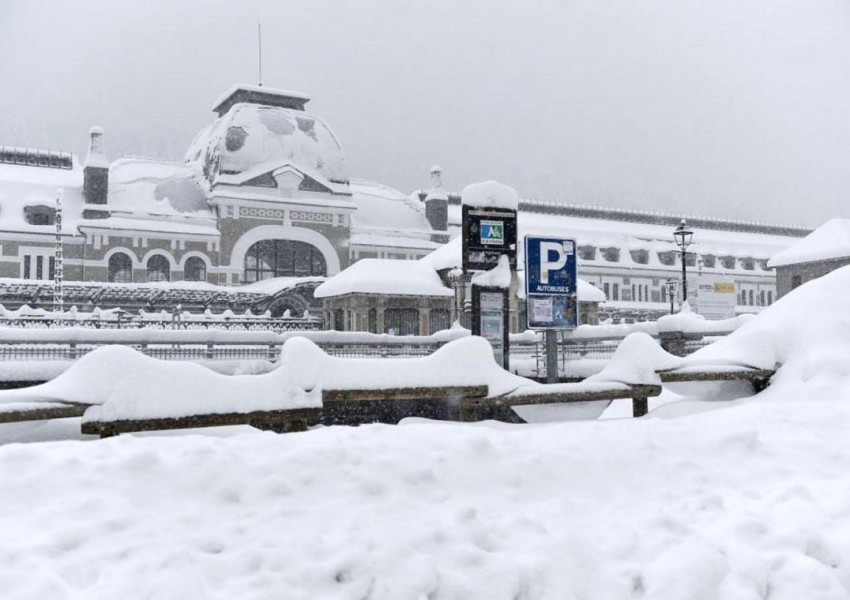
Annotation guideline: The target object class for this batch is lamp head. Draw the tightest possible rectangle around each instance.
[674,219,693,250]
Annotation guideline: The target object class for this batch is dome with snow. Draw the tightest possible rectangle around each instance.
[186,85,349,194]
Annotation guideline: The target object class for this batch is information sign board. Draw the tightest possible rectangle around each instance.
[524,236,578,329]
[462,205,517,271]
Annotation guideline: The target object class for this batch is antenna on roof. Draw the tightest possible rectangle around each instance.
[258,22,263,87]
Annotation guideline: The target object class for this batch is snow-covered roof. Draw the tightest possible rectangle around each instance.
[314,259,453,298]
[108,158,214,219]
[187,101,349,194]
[349,179,430,232]
[0,160,84,234]
[767,219,850,268]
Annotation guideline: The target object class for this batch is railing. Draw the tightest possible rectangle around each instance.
[0,315,323,333]
[0,326,738,383]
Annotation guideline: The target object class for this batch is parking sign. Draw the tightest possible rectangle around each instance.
[525,236,578,329]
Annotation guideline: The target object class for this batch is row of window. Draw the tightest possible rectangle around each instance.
[105,239,327,284]
[331,308,451,336]
[577,245,769,270]
[598,280,774,306]
[106,254,207,283]
[18,239,328,284]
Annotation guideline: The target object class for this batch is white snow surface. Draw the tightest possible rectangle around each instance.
[470,255,512,289]
[767,218,850,268]
[5,268,850,597]
[314,258,453,298]
[461,180,519,210]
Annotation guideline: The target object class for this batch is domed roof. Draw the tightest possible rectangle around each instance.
[186,100,349,193]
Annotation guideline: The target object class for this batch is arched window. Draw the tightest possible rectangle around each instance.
[147,255,171,282]
[243,239,327,282]
[108,253,133,283]
[184,256,207,282]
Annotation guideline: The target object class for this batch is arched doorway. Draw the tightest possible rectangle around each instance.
[243,239,327,282]
[108,252,133,283]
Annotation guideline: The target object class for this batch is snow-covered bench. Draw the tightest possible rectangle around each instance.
[657,366,774,392]
[81,406,322,438]
[459,383,662,421]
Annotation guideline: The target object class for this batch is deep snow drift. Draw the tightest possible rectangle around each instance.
[3,267,850,598]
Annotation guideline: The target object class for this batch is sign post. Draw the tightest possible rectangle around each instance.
[524,236,578,382]
[471,286,510,370]
[460,182,518,370]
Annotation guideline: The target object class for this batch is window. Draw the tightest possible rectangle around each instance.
[612,283,620,301]
[791,275,802,290]
[601,247,620,262]
[661,286,667,303]
[701,254,717,268]
[629,249,649,264]
[108,252,133,283]
[20,248,56,281]
[384,308,420,335]
[146,255,171,282]
[24,205,56,226]
[429,309,450,334]
[578,245,596,260]
[183,257,207,282]
[768,291,773,304]
[243,239,327,282]
[603,283,610,300]
[368,308,377,334]
[759,291,765,306]
[333,309,344,331]
[749,290,754,305]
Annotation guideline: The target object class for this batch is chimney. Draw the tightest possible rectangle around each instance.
[425,165,448,241]
[83,126,110,219]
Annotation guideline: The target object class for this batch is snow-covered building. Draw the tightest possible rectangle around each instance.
[0,83,809,324]
[0,85,445,314]
[768,218,850,298]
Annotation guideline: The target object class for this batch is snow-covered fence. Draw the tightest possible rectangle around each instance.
[0,305,322,333]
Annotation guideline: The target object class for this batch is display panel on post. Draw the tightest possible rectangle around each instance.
[471,285,510,370]
[462,205,517,272]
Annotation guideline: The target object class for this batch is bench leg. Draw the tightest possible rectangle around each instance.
[632,397,648,418]
[459,402,477,422]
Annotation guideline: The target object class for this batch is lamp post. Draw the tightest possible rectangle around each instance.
[448,267,464,325]
[673,219,693,309]
[665,277,678,315]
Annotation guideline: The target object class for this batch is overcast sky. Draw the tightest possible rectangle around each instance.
[2,0,849,227]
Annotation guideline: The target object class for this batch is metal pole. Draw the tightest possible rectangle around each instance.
[53,189,64,322]
[681,249,687,308]
[545,330,558,383]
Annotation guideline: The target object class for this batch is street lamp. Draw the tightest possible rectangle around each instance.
[673,219,693,308]
[448,267,464,325]
[665,277,678,315]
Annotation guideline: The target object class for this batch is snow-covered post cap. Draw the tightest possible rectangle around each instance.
[460,181,519,211]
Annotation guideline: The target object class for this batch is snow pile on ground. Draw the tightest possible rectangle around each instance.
[5,269,850,597]
[2,395,850,599]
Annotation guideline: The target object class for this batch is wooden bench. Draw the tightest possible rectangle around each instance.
[81,407,323,438]
[460,383,663,421]
[657,367,774,393]
[322,385,489,425]
[0,401,90,424]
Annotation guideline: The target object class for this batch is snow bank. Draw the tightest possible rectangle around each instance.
[682,264,850,374]
[461,180,519,211]
[3,392,850,598]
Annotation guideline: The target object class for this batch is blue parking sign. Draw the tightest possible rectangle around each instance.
[525,236,578,329]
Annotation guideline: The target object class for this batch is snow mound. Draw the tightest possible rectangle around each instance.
[587,332,681,386]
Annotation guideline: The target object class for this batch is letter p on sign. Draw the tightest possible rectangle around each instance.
[539,241,567,284]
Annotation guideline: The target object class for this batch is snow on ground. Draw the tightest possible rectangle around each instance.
[3,268,850,598]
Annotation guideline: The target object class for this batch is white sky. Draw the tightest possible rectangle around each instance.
[2,0,849,227]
